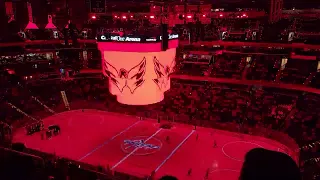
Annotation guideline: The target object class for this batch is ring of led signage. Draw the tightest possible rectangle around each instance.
[98,34,179,43]
[109,36,141,42]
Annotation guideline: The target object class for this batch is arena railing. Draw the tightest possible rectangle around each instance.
[1,145,145,180]
[0,146,45,166]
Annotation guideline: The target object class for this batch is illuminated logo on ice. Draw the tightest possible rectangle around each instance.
[123,139,160,149]
[121,136,162,155]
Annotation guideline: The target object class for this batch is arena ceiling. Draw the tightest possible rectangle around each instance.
[149,0,320,9]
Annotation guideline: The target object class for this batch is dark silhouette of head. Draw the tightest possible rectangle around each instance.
[239,148,301,180]
[159,175,178,180]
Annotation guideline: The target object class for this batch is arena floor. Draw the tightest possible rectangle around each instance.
[13,109,290,180]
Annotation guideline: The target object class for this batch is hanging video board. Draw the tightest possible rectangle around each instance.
[90,0,106,13]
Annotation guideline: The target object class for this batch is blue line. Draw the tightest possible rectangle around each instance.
[154,130,195,172]
[78,121,140,161]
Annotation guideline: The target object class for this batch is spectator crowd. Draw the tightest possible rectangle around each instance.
[1,71,320,179]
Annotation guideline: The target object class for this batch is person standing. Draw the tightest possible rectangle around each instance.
[213,140,217,148]
[166,136,170,143]
[204,168,210,179]
[187,168,192,176]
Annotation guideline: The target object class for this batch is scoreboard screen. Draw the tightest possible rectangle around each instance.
[90,0,106,13]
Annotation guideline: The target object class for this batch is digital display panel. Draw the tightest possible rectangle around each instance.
[97,34,179,43]
[97,39,178,105]
[90,0,106,13]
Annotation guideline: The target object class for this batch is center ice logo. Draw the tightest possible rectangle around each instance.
[121,136,162,156]
[123,139,160,150]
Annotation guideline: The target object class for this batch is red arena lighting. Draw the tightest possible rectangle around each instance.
[91,15,96,19]
[219,14,223,17]
[150,15,155,19]
[122,16,127,19]
[97,33,179,105]
[187,15,192,19]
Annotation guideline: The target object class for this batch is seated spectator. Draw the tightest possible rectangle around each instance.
[239,148,301,180]
[159,175,178,180]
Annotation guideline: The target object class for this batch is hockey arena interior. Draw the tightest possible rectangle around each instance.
[0,0,320,180]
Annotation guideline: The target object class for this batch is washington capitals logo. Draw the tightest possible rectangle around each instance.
[104,58,146,94]
[153,57,175,90]
[121,136,162,156]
